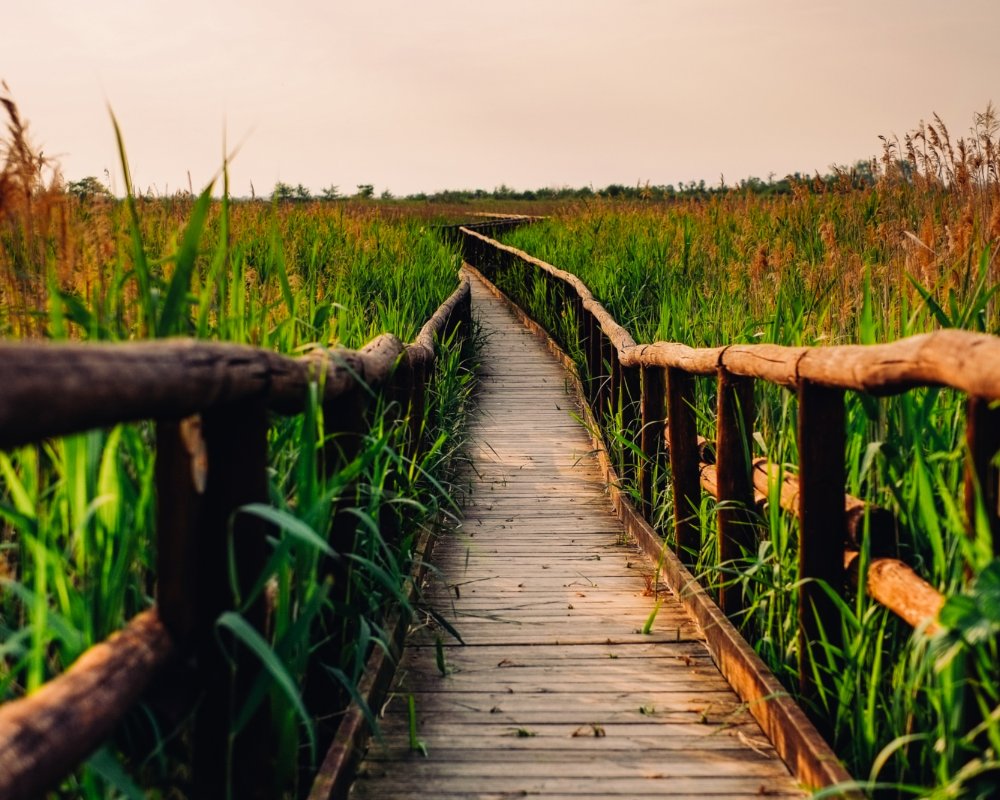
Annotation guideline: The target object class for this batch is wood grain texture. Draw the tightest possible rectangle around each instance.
[715,369,756,615]
[349,276,804,799]
[0,610,174,800]
[796,382,846,705]
[845,553,944,634]
[458,264,856,796]
[462,226,1000,398]
[0,279,470,451]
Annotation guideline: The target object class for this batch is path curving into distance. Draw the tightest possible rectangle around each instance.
[348,273,804,799]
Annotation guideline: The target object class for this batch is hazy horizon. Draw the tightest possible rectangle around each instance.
[4,0,998,198]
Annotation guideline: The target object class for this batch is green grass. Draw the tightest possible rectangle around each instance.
[0,134,479,796]
[491,164,1000,797]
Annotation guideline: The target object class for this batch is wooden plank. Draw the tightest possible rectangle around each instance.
[361,749,790,777]
[370,722,773,750]
[349,275,807,799]
[352,774,801,798]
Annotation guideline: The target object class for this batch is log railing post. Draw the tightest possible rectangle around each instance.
[715,369,756,615]
[190,396,273,800]
[965,395,1000,557]
[587,314,603,406]
[575,295,590,380]
[639,366,666,521]
[621,363,642,486]
[408,356,428,461]
[596,330,610,418]
[156,416,206,648]
[797,382,847,709]
[606,337,618,422]
[307,385,369,756]
[667,368,701,562]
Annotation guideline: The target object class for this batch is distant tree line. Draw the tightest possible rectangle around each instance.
[261,163,877,204]
[63,161,880,204]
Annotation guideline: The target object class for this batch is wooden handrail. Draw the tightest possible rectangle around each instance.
[461,227,1000,398]
[0,610,175,800]
[0,337,397,449]
[0,275,473,796]
[0,279,470,452]
[460,227,983,649]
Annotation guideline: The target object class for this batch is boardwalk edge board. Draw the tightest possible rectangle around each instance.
[307,519,443,800]
[0,263,477,796]
[462,262,860,796]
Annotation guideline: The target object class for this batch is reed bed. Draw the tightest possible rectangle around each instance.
[499,110,1000,798]
[0,94,477,798]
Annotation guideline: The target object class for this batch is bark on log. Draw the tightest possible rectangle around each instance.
[0,610,174,800]
[844,552,944,634]
[0,339,395,449]
[0,279,471,452]
[749,459,895,552]
[461,228,1000,400]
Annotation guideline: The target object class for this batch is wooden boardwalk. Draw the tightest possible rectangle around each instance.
[348,277,804,799]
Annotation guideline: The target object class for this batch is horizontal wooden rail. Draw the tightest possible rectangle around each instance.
[845,553,944,634]
[0,274,473,797]
[748,458,895,550]
[697,459,943,632]
[0,279,470,451]
[461,225,994,788]
[0,610,175,800]
[0,338,392,449]
[461,226,1000,399]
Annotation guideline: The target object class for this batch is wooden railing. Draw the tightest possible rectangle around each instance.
[461,226,1000,787]
[0,279,472,799]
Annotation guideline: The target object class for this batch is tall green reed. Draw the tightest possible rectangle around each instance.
[495,181,999,796]
[1,123,472,797]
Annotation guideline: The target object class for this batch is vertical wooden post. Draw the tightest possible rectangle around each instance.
[156,416,206,647]
[595,330,609,418]
[962,395,1000,758]
[606,337,618,423]
[541,272,554,318]
[575,296,590,384]
[797,381,846,708]
[307,385,369,755]
[588,315,603,407]
[553,279,566,325]
[639,366,666,521]
[621,363,642,485]
[715,369,755,615]
[965,395,1000,557]
[191,397,272,800]
[668,368,701,562]
[406,355,427,461]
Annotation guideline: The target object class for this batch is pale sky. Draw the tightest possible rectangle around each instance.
[3,1,997,197]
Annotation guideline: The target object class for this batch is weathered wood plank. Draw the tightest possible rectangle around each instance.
[347,276,805,799]
[352,774,801,798]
